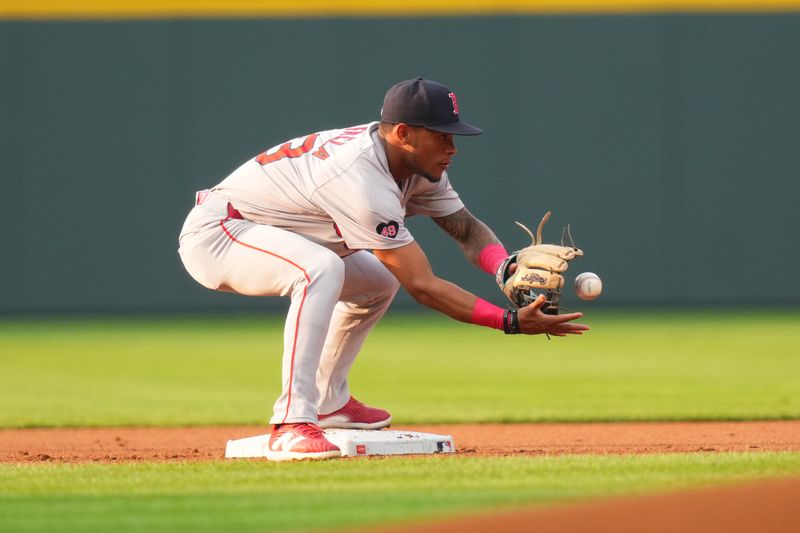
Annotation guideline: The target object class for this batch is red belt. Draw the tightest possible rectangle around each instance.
[226,203,243,220]
[196,189,243,219]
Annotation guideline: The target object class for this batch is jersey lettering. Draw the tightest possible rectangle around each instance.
[321,127,368,148]
[312,146,330,160]
[255,126,370,166]
[256,133,319,165]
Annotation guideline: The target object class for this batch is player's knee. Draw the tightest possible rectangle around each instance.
[375,267,401,297]
[306,249,346,289]
[355,263,400,307]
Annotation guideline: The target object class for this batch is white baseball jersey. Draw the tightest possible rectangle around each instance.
[211,122,464,256]
[179,121,465,426]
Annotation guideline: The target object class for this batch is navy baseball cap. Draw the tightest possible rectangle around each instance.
[380,77,483,136]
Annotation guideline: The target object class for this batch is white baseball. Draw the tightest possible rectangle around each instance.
[574,272,602,300]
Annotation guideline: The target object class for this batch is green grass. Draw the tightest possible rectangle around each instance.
[1,311,799,427]
[2,452,800,532]
[2,312,800,532]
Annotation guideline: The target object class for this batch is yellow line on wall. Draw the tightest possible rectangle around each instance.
[2,0,800,20]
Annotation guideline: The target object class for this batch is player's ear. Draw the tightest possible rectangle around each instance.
[395,123,412,145]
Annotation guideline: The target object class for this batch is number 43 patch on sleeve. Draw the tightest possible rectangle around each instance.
[376,221,399,238]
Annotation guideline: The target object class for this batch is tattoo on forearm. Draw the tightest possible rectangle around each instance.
[433,208,502,264]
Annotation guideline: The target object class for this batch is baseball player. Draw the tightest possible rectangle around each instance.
[178,77,589,461]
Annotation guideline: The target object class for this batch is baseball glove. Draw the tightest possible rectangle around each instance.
[495,211,583,313]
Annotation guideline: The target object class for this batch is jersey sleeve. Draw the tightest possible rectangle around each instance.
[312,179,413,251]
[405,172,465,217]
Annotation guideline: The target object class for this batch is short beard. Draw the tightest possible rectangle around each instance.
[418,172,442,183]
[410,165,442,183]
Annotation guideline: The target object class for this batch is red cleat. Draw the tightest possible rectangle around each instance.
[318,396,392,430]
[266,423,341,462]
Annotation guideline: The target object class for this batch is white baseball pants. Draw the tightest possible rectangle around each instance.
[178,191,399,425]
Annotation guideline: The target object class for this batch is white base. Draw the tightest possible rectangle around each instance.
[225,429,456,459]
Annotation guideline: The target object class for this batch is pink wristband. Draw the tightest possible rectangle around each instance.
[471,297,505,331]
[477,243,509,275]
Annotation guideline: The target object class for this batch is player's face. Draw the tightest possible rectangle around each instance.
[406,127,457,182]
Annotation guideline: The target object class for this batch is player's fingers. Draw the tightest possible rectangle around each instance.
[552,311,584,323]
[526,294,546,311]
[554,324,589,333]
[547,329,583,337]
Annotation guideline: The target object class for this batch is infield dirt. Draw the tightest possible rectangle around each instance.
[2,420,799,463]
[4,421,800,533]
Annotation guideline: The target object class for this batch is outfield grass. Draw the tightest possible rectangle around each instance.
[1,310,799,427]
[2,452,800,532]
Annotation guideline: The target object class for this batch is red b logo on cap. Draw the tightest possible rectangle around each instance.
[448,92,459,115]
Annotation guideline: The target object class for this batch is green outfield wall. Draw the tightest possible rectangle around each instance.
[1,14,799,313]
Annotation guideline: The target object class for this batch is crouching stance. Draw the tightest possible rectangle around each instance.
[178,78,588,461]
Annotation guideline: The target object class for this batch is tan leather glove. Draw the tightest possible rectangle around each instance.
[496,211,583,310]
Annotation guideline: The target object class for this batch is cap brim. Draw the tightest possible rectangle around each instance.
[426,121,483,136]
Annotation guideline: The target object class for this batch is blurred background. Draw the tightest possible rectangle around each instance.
[2,2,799,315]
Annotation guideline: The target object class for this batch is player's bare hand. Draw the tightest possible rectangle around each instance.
[517,294,589,336]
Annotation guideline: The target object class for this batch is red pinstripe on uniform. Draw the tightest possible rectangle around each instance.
[218,216,310,424]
